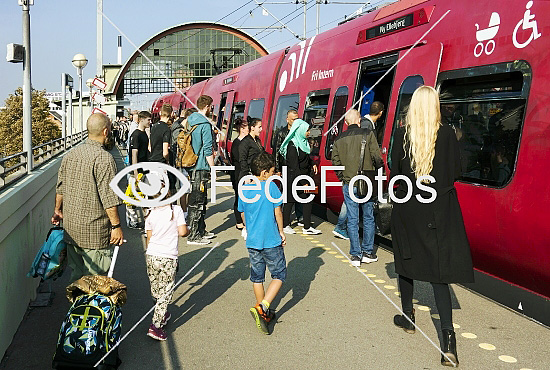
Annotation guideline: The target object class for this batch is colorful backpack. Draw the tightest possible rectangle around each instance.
[27,227,67,281]
[52,293,122,369]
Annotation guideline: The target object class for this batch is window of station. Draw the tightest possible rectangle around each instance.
[247,99,265,124]
[228,101,246,142]
[388,75,424,169]
[303,89,330,157]
[438,61,531,187]
[325,87,349,160]
[270,94,300,149]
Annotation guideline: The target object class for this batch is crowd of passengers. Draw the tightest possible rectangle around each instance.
[52,87,472,367]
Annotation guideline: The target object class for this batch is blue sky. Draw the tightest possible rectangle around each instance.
[0,0,373,105]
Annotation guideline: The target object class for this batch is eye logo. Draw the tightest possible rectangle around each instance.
[110,162,191,208]
[279,35,316,93]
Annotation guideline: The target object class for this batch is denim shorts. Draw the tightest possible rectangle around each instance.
[248,246,287,283]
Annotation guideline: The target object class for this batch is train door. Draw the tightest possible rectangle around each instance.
[225,100,246,164]
[217,91,235,165]
[354,54,398,148]
[383,42,444,167]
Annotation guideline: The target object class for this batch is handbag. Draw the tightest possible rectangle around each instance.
[356,133,369,198]
[374,193,393,235]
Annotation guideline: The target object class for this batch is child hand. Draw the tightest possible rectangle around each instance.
[280,232,286,246]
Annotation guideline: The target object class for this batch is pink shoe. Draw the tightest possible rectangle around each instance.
[147,324,167,341]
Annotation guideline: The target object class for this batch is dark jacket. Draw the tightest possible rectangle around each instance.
[187,113,213,171]
[272,126,290,172]
[360,116,375,131]
[238,135,264,180]
[285,142,313,199]
[230,137,243,186]
[331,125,383,183]
[390,124,474,283]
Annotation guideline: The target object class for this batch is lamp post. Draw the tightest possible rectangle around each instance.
[19,0,34,173]
[72,53,88,133]
[86,78,94,116]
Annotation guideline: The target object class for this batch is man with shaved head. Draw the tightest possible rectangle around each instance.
[331,109,383,268]
[52,113,124,282]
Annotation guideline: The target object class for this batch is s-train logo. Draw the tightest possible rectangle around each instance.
[279,36,316,92]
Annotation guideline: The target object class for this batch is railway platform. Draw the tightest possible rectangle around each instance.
[1,147,548,370]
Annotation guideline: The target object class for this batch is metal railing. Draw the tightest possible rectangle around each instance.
[0,131,88,190]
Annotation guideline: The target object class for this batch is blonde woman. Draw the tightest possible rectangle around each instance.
[390,86,473,367]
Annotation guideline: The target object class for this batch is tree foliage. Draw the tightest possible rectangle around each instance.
[0,87,61,158]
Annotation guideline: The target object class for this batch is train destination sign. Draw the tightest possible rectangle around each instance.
[367,14,414,39]
[356,7,433,45]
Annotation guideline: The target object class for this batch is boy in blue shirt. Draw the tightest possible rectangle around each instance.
[238,152,286,335]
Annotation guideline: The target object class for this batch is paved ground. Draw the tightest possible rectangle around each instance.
[1,147,549,369]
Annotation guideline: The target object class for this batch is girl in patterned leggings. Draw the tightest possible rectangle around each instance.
[145,202,188,340]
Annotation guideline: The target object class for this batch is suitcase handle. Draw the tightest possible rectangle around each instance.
[107,239,126,278]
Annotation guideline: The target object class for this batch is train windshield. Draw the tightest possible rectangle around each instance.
[438,61,531,187]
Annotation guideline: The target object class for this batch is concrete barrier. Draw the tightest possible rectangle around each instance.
[0,157,62,358]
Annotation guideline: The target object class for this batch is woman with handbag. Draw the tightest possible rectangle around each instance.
[279,119,321,235]
[390,86,474,367]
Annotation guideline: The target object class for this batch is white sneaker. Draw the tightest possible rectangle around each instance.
[203,232,215,239]
[302,227,321,235]
[283,226,296,234]
[187,238,211,245]
[241,228,247,241]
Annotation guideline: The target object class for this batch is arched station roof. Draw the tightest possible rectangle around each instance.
[112,22,269,97]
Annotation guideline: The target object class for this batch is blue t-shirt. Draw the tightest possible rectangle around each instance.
[238,181,283,249]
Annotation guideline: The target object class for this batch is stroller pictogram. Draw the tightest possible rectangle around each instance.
[474,12,500,57]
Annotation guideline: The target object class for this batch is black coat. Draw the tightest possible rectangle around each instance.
[238,135,264,180]
[230,137,242,187]
[285,142,313,202]
[390,124,474,284]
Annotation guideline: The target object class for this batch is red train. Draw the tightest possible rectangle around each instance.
[153,0,550,323]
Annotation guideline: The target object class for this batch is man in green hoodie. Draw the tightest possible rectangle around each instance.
[187,95,216,245]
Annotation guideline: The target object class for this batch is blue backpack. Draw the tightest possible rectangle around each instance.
[52,293,122,369]
[27,227,67,280]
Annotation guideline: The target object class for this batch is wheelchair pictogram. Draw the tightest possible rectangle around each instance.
[474,12,500,57]
[513,1,542,49]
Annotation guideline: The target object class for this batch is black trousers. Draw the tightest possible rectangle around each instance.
[398,275,453,331]
[231,176,243,225]
[283,201,312,229]
[187,170,209,241]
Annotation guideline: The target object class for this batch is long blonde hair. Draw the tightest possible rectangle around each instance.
[404,86,441,179]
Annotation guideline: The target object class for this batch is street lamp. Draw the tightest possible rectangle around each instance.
[72,53,88,133]
[86,78,94,115]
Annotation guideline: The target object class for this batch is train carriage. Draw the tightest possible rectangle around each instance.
[153,0,550,324]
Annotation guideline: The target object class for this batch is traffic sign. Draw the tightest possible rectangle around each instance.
[92,77,107,90]
[92,92,106,104]
[92,107,107,115]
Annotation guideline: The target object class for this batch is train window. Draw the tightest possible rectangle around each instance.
[325,87,349,160]
[388,75,425,169]
[271,94,300,149]
[438,61,531,187]
[227,101,246,142]
[303,89,330,157]
[247,99,265,123]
